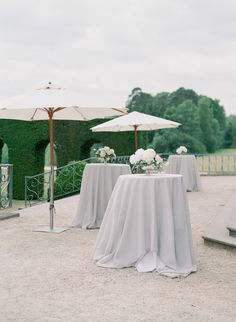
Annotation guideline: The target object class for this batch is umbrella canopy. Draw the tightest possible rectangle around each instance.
[0,82,126,233]
[0,82,125,120]
[91,111,181,150]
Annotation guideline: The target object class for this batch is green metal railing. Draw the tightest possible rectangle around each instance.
[24,158,97,207]
[114,153,236,175]
[24,153,236,207]
[0,164,13,209]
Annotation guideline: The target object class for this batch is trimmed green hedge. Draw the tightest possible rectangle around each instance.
[0,118,136,199]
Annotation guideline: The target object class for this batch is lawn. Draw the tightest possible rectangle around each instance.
[213,148,236,155]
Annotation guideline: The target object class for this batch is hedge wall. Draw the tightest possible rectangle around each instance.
[0,118,141,200]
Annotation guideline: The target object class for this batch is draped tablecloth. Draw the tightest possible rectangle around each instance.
[166,155,202,192]
[72,163,131,229]
[93,174,197,278]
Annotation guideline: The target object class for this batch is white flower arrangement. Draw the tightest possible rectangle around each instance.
[129,148,163,173]
[176,146,188,155]
[96,146,116,163]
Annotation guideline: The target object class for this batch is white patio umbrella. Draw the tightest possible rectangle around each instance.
[91,111,181,151]
[0,82,126,233]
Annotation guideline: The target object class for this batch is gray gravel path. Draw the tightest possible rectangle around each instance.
[1,176,236,322]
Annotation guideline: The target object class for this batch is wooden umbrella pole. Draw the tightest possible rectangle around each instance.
[48,108,55,231]
[33,107,67,234]
[134,125,138,152]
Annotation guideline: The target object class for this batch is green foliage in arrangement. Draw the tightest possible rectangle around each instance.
[126,87,228,154]
[53,161,86,200]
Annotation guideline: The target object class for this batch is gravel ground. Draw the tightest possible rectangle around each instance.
[1,176,236,322]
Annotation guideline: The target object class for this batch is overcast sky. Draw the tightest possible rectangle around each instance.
[0,0,235,115]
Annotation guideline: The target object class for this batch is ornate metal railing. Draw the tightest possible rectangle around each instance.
[24,158,96,207]
[25,153,236,208]
[113,154,236,175]
[0,164,13,209]
[113,155,130,164]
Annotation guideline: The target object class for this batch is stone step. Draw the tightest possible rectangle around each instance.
[226,206,236,237]
[0,212,19,221]
[227,225,236,238]
[203,191,236,249]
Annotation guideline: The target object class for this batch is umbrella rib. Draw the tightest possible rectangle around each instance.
[30,108,43,120]
[53,107,66,113]
[72,107,88,120]
[112,108,127,114]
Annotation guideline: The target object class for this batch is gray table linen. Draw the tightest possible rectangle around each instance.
[166,155,202,192]
[72,163,131,228]
[93,174,197,278]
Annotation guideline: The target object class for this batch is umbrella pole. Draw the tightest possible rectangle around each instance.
[49,109,55,231]
[134,125,138,151]
[33,109,68,233]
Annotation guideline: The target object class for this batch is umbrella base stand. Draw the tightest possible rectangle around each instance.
[32,195,69,233]
[33,226,69,234]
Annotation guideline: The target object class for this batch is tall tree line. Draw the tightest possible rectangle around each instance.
[126,87,232,153]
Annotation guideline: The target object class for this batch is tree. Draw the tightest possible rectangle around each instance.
[164,100,202,142]
[225,115,236,148]
[150,130,206,154]
[126,87,153,114]
[210,99,226,130]
[126,87,228,153]
[198,97,221,152]
[167,87,198,107]
[224,121,233,148]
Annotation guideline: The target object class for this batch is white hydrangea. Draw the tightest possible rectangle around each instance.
[129,148,164,172]
[129,154,139,164]
[176,146,188,155]
[142,150,155,164]
[135,148,145,157]
[155,154,163,164]
[145,148,156,158]
[103,146,110,153]
[96,146,116,163]
[100,149,106,158]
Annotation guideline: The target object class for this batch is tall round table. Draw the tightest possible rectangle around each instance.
[72,163,131,229]
[166,155,202,192]
[93,173,197,278]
